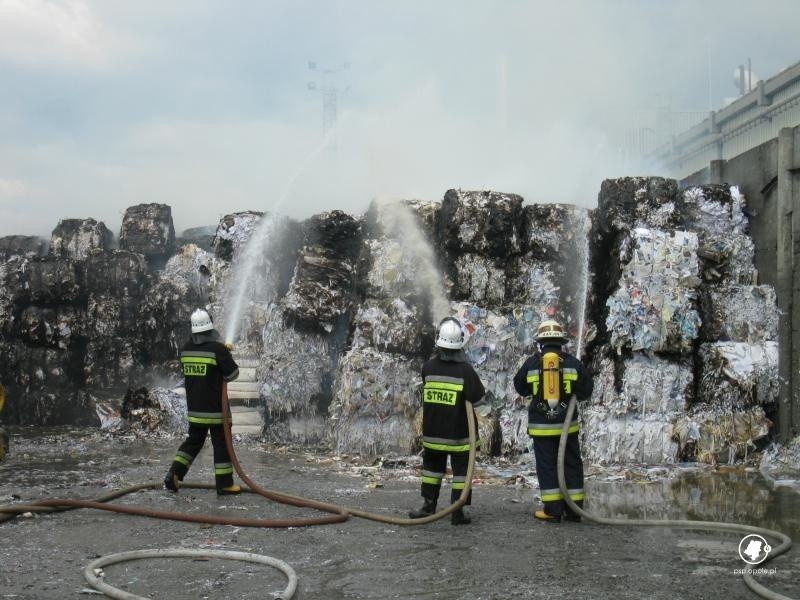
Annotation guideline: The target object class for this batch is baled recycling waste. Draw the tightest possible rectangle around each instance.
[0,179,787,469]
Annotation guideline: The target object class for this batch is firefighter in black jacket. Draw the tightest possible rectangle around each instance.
[409,317,486,525]
[164,309,241,495]
[513,319,593,522]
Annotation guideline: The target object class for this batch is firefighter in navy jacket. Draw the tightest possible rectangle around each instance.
[409,317,486,525]
[513,319,593,522]
[164,309,241,495]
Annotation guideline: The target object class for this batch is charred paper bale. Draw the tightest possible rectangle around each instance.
[0,235,47,258]
[120,386,187,434]
[84,293,141,389]
[1,257,84,306]
[176,225,216,252]
[212,211,264,261]
[681,185,748,237]
[282,211,361,334]
[697,233,755,284]
[440,189,524,258]
[84,250,148,298]
[49,218,113,260]
[672,405,770,464]
[3,388,96,426]
[119,203,176,266]
[14,306,83,349]
[697,341,779,408]
[698,284,778,343]
[330,347,421,455]
[522,203,589,259]
[351,299,430,356]
[596,177,681,234]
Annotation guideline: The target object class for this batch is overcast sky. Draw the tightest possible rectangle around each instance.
[1,0,799,237]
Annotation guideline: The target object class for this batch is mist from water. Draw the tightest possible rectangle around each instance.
[374,199,450,325]
[574,210,592,359]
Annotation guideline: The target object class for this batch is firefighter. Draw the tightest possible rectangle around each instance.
[513,319,593,522]
[409,317,486,525]
[164,308,241,495]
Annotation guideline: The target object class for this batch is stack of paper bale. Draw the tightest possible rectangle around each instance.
[673,185,776,464]
[440,191,593,454]
[584,177,698,465]
[329,200,437,455]
[584,179,777,465]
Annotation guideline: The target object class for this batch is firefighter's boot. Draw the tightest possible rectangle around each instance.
[534,509,561,523]
[163,470,181,493]
[217,484,241,496]
[451,507,471,525]
[408,498,437,518]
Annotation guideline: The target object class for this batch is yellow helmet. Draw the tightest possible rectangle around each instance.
[536,319,566,343]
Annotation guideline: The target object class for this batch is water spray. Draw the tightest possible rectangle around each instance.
[573,210,592,358]
[224,123,345,346]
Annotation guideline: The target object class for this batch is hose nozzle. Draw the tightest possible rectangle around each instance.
[224,343,233,351]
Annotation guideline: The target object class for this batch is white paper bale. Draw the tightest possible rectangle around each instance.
[582,406,678,465]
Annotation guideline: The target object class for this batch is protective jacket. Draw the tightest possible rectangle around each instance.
[513,347,593,437]
[180,336,239,425]
[421,350,486,453]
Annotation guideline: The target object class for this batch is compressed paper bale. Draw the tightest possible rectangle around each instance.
[332,414,417,456]
[499,406,532,455]
[582,406,678,465]
[212,211,264,261]
[257,303,335,418]
[697,232,755,284]
[119,203,176,261]
[681,185,748,237]
[0,235,47,258]
[606,283,700,354]
[351,299,429,356]
[453,254,506,306]
[330,347,419,419]
[281,211,361,334]
[618,228,700,287]
[619,354,692,416]
[760,435,800,480]
[588,355,618,409]
[698,284,777,343]
[521,203,589,259]
[84,250,148,297]
[697,341,779,407]
[363,238,424,300]
[49,218,113,260]
[672,405,770,464]
[596,177,681,233]
[14,306,83,349]
[440,189,524,258]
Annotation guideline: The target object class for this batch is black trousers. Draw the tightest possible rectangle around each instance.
[532,432,584,517]
[168,423,234,490]
[420,449,472,505]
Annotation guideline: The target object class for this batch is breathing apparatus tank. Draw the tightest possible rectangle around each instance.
[542,352,561,410]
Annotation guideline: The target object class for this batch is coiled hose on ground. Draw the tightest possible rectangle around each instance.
[557,395,795,600]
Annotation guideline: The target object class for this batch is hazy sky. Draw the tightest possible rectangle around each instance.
[1,0,799,237]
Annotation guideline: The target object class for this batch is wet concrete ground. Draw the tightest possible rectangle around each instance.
[1,428,799,600]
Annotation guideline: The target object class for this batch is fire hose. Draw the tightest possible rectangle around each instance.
[557,395,796,600]
[0,393,477,598]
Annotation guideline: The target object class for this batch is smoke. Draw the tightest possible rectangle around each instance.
[1,1,799,235]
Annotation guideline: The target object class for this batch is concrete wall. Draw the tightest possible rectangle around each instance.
[680,127,799,441]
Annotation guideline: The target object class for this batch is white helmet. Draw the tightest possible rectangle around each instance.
[190,308,214,334]
[536,319,566,343]
[436,317,466,349]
